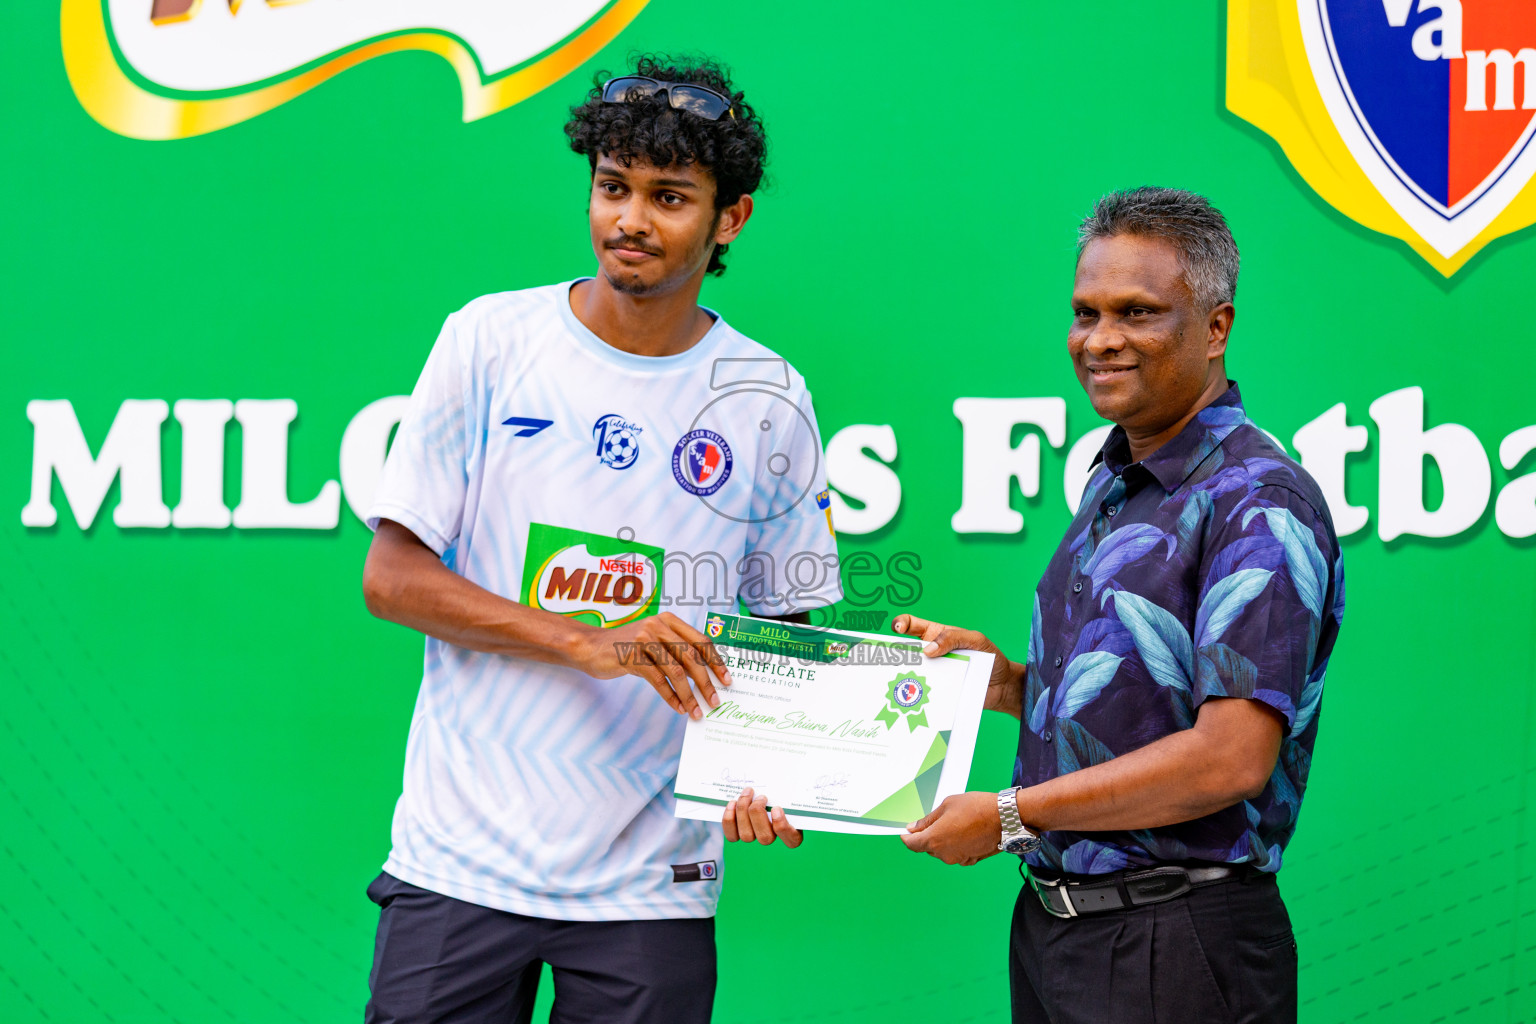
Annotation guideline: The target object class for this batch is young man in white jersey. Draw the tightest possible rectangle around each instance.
[359,55,841,1023]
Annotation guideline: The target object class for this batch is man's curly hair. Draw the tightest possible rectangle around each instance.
[565,54,768,276]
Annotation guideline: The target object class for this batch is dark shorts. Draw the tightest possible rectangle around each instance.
[1009,868,1298,1024]
[364,872,717,1024]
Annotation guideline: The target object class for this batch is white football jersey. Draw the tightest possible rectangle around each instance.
[367,280,842,921]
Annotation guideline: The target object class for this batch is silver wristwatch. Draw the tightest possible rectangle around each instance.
[997,787,1043,855]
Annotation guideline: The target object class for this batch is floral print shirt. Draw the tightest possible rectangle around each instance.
[1016,383,1344,875]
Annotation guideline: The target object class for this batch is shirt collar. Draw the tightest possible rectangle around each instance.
[1095,382,1248,492]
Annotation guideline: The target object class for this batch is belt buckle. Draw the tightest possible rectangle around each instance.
[1124,866,1192,904]
[1029,874,1079,919]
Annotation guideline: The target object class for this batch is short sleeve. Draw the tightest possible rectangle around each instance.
[1191,484,1339,735]
[366,314,471,555]
[741,388,843,616]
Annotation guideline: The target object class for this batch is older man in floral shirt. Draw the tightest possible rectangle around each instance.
[892,188,1345,1023]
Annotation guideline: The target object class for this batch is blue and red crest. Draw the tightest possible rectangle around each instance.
[672,430,734,497]
[1229,0,1536,274]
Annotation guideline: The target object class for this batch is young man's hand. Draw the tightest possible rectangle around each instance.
[722,787,803,848]
[575,612,732,720]
[901,791,1002,866]
[364,522,729,720]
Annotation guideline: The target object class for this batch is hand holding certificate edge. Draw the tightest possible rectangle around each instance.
[579,610,734,721]
[716,610,1009,850]
[891,613,1025,721]
[901,791,1005,865]
[722,787,804,848]
[892,612,1024,865]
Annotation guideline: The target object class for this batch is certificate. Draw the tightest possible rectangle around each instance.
[673,614,993,836]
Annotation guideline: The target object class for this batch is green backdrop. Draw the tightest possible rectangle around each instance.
[5,2,1535,1022]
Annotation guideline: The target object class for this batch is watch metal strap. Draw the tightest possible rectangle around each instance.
[997,786,1027,848]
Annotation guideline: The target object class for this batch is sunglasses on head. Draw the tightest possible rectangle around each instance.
[599,76,736,120]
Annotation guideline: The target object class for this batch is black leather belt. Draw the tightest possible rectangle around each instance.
[1029,864,1248,918]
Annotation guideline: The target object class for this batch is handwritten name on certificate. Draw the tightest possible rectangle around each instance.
[673,615,993,836]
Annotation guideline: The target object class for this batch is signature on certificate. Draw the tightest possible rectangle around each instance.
[812,773,850,793]
[719,768,756,789]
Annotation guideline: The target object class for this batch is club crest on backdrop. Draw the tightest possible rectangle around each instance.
[1228,0,1536,274]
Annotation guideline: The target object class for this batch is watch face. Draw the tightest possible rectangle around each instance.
[1004,835,1042,856]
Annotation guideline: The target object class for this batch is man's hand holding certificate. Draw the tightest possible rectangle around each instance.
[673,615,994,836]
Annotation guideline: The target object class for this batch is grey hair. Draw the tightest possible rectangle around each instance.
[1076,187,1240,312]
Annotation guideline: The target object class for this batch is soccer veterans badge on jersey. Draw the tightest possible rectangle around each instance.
[1228,0,1536,275]
[522,524,662,627]
[672,431,733,497]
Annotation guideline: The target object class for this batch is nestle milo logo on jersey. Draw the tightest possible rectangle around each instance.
[522,524,662,628]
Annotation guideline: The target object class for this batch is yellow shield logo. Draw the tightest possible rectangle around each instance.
[1227,0,1536,275]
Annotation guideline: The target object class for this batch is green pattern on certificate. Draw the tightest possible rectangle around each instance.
[674,615,993,836]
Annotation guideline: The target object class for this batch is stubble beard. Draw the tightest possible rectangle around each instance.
[603,266,660,296]
[601,240,713,297]
[596,210,721,297]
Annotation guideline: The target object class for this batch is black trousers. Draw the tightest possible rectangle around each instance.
[364,873,717,1024]
[1009,870,1298,1024]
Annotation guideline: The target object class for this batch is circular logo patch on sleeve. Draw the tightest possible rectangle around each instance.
[672,430,733,496]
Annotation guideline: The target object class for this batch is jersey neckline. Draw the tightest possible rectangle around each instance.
[558,278,729,374]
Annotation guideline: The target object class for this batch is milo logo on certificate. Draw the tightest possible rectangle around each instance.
[522,524,662,628]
